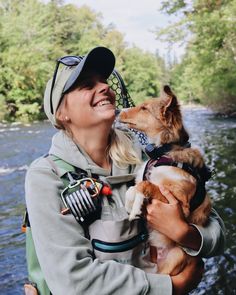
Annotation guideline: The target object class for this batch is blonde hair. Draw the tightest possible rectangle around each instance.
[108,128,141,168]
[55,97,141,168]
[55,94,73,137]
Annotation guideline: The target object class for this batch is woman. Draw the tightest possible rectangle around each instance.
[25,46,225,295]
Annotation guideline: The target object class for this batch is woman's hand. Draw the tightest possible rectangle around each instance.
[146,185,202,250]
[171,257,204,295]
[146,185,189,241]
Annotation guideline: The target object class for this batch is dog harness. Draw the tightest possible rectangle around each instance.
[143,142,212,212]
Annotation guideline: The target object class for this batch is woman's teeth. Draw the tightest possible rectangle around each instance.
[96,100,111,107]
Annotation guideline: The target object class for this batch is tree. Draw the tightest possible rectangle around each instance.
[0,0,53,121]
[157,0,236,113]
[0,0,166,122]
[122,47,163,104]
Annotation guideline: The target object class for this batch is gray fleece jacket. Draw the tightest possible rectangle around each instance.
[25,130,225,295]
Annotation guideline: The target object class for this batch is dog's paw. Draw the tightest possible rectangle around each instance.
[192,154,204,168]
[125,186,146,220]
[128,191,145,221]
[169,148,204,168]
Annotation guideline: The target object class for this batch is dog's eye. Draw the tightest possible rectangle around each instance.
[140,106,147,111]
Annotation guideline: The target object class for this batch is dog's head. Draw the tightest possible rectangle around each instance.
[119,85,189,145]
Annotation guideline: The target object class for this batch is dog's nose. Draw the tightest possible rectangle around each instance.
[115,109,121,116]
[116,108,129,120]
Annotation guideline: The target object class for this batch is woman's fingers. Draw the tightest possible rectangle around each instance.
[146,186,188,241]
[159,185,179,204]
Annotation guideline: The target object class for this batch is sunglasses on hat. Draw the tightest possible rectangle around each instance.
[50,55,83,115]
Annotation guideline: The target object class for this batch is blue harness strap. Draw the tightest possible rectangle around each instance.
[92,231,149,253]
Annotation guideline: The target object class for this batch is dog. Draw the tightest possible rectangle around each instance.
[119,85,212,275]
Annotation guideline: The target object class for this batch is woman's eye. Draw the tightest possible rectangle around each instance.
[79,81,94,89]
[141,106,146,110]
[77,76,109,90]
[84,83,94,89]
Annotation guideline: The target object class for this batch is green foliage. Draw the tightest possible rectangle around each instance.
[158,0,236,114]
[0,0,165,122]
[0,94,7,121]
[0,0,55,121]
[1,0,235,121]
[122,47,162,104]
[160,0,187,14]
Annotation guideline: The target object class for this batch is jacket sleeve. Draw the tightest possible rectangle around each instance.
[25,159,172,295]
[182,208,225,257]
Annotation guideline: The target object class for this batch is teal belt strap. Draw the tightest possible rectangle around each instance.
[92,232,148,253]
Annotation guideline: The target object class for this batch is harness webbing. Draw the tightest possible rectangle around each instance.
[145,142,191,159]
[49,154,98,180]
[143,144,211,212]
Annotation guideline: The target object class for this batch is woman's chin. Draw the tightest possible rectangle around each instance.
[101,108,116,120]
[91,105,116,124]
[105,114,116,124]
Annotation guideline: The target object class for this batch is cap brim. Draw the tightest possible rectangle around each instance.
[63,46,115,94]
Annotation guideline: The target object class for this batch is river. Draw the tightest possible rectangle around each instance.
[0,107,235,294]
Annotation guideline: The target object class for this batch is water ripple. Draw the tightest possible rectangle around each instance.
[0,165,28,176]
[1,111,236,294]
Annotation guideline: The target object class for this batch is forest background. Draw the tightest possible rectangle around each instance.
[0,0,235,122]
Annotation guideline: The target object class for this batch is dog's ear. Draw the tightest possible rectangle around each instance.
[160,86,188,143]
[163,85,173,96]
[163,85,178,114]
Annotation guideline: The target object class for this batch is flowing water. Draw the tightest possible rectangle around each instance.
[0,107,235,295]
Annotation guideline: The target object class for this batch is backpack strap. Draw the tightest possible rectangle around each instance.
[48,154,76,174]
[46,154,76,183]
[22,154,85,232]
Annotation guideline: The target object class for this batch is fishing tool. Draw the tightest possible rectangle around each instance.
[60,173,112,225]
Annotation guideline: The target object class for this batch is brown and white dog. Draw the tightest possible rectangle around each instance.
[119,86,211,275]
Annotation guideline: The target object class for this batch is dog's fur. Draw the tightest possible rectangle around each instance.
[119,86,211,275]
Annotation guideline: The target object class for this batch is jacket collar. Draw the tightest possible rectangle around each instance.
[49,131,136,182]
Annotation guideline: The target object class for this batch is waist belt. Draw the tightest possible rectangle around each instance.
[92,231,149,253]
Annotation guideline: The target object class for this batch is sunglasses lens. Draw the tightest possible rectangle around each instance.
[59,56,82,66]
[50,56,83,114]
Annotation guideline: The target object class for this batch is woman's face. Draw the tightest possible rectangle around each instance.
[61,73,116,129]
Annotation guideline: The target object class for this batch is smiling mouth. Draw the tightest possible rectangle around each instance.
[93,99,113,107]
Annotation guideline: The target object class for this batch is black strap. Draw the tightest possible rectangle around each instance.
[143,156,211,212]
[189,181,206,212]
[145,142,191,159]
[145,143,173,159]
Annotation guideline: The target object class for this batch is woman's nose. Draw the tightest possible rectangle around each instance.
[96,81,110,93]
